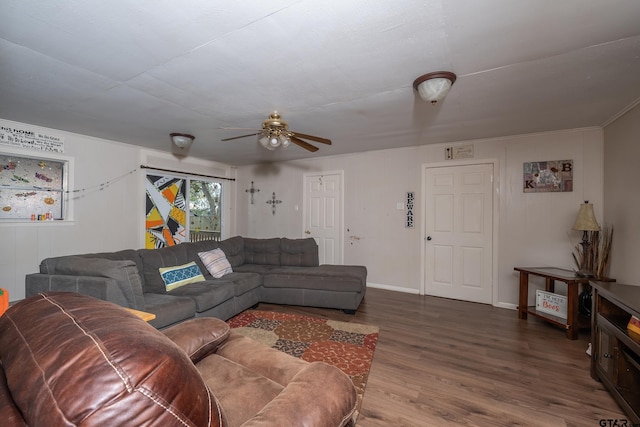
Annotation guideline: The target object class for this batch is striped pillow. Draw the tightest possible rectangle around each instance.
[198,248,233,278]
[159,261,205,291]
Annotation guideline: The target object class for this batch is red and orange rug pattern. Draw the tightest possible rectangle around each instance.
[228,310,379,414]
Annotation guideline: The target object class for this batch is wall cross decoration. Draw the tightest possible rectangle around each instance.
[266,192,282,215]
[245,181,260,204]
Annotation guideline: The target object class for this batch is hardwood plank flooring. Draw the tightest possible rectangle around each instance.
[256,288,628,427]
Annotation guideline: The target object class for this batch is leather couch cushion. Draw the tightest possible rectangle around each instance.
[54,256,146,310]
[0,292,224,427]
[0,364,26,427]
[163,317,231,364]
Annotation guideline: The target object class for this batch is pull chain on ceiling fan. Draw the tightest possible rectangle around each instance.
[221,112,332,152]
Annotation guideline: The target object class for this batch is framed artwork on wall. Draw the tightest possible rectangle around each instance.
[145,174,187,248]
[0,153,66,220]
[523,159,573,193]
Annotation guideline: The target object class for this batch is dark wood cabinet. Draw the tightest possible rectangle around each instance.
[591,282,640,424]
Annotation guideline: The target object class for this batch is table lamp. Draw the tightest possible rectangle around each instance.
[572,200,600,277]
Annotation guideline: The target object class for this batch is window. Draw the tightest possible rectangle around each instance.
[189,180,221,242]
[0,153,67,221]
[145,173,224,248]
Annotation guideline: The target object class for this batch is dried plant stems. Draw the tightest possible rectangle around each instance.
[573,226,614,278]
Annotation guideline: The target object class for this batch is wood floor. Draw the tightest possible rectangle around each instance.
[257,287,628,427]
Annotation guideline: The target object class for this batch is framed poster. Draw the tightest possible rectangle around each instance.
[0,153,66,220]
[145,174,187,248]
[523,160,573,193]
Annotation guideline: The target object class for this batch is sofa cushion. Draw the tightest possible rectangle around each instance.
[221,272,262,296]
[184,240,222,273]
[0,364,26,427]
[144,293,197,330]
[197,354,284,426]
[159,261,206,291]
[280,238,319,267]
[218,236,245,268]
[39,249,142,276]
[199,248,233,278]
[163,317,231,364]
[0,292,223,427]
[243,238,281,265]
[263,265,367,292]
[169,281,235,313]
[54,257,146,310]
[138,244,190,294]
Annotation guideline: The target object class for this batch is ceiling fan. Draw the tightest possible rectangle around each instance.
[221,112,332,152]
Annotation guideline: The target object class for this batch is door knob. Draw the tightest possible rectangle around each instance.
[426,236,432,241]
[304,230,311,234]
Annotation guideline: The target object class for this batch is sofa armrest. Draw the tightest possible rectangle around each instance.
[163,318,230,363]
[25,273,130,308]
[0,365,27,427]
[242,362,357,427]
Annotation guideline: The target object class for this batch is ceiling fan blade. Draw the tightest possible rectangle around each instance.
[221,133,260,142]
[292,132,332,145]
[219,127,262,130]
[291,136,319,152]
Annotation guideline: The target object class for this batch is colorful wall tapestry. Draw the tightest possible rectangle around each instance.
[145,174,187,248]
[523,159,573,193]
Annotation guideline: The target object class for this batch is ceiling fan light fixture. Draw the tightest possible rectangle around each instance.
[269,135,280,148]
[258,133,276,150]
[413,71,457,104]
[279,134,291,148]
[170,133,195,149]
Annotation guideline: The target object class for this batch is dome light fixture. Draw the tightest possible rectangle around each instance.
[170,133,195,149]
[413,71,457,104]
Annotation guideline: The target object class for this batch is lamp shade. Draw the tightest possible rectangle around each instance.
[170,133,195,149]
[413,71,457,104]
[573,201,600,231]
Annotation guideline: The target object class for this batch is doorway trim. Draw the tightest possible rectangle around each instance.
[420,158,500,306]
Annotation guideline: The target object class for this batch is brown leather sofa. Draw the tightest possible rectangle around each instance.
[0,292,357,426]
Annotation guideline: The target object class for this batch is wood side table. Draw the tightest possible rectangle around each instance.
[125,307,156,322]
[515,267,613,340]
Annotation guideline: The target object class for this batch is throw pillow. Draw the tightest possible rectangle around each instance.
[198,248,233,278]
[159,261,205,291]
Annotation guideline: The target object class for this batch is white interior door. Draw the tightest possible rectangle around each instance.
[423,163,494,304]
[303,172,343,265]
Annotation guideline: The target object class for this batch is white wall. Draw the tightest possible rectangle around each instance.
[604,103,640,284]
[0,118,236,302]
[1,116,606,307]
[237,127,605,308]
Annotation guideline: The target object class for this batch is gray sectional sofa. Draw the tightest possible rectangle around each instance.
[25,236,367,329]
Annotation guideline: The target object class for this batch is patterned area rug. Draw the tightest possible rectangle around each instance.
[228,310,379,419]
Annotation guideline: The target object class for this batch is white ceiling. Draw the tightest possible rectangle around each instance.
[2,1,640,166]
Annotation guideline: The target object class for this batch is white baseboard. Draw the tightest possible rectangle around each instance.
[366,282,420,294]
[495,302,517,310]
[367,283,519,308]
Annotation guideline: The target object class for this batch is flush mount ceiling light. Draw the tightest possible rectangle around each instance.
[170,133,195,149]
[413,71,457,104]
